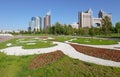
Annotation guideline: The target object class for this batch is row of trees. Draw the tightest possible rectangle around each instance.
[43,16,120,36]
[20,16,120,36]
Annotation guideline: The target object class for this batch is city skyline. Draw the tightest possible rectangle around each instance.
[0,0,120,30]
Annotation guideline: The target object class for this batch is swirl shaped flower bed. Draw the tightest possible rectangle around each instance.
[29,50,65,69]
[70,44,120,62]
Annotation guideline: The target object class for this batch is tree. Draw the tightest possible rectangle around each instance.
[83,28,89,36]
[77,28,84,35]
[101,16,112,35]
[55,22,63,35]
[67,25,74,35]
[89,27,95,37]
[115,22,120,34]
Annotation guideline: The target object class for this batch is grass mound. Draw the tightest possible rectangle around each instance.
[29,50,65,69]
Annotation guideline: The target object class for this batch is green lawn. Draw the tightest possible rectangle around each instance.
[0,52,120,77]
[54,36,73,42]
[0,38,56,49]
[0,38,17,49]
[71,38,118,45]
[96,33,120,38]
[22,41,56,49]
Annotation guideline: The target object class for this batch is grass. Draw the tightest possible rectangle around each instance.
[0,52,120,77]
[54,36,73,42]
[0,38,17,49]
[0,38,56,49]
[22,41,56,49]
[0,52,37,77]
[71,38,118,45]
[96,33,120,38]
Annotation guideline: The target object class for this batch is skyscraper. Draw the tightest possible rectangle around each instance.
[78,9,93,28]
[29,16,42,32]
[35,16,42,31]
[44,11,51,29]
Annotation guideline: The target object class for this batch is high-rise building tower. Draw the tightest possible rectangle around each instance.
[78,9,93,28]
[29,16,42,32]
[44,11,51,29]
[35,16,42,31]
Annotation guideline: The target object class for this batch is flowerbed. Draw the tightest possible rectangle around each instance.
[70,44,120,62]
[29,50,65,69]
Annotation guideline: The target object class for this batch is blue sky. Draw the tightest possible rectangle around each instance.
[0,0,120,30]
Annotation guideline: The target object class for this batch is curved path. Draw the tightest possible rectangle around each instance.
[1,42,120,67]
[66,39,120,50]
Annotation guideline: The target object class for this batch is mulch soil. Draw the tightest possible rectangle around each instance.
[70,44,120,62]
[0,36,13,43]
[29,50,65,69]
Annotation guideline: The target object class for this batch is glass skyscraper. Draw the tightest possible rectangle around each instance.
[29,16,42,32]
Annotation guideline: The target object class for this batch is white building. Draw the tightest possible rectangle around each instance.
[71,22,78,29]
[29,16,42,32]
[78,9,112,28]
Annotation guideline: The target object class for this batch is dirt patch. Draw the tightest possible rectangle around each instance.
[70,44,120,62]
[40,36,48,40]
[29,50,65,69]
[0,36,13,43]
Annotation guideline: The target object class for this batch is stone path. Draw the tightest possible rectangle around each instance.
[1,42,120,67]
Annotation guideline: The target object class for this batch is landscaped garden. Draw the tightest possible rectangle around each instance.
[0,51,120,77]
[71,38,118,45]
[0,37,56,49]
[0,36,120,77]
[53,36,73,42]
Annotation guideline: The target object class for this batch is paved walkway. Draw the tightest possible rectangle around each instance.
[1,42,120,67]
[65,39,120,50]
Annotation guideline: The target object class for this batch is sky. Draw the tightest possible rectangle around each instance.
[0,0,120,30]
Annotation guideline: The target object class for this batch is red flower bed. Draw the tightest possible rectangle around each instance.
[70,44,120,62]
[29,50,65,69]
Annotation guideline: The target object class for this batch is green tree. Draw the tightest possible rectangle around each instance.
[77,28,84,35]
[63,24,68,35]
[101,16,112,35]
[55,22,63,35]
[67,25,74,35]
[82,28,89,36]
[89,27,95,37]
[49,26,56,34]
[115,22,120,34]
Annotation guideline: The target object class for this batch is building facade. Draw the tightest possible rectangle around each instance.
[44,11,51,29]
[29,16,42,32]
[71,22,79,29]
[78,9,112,28]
